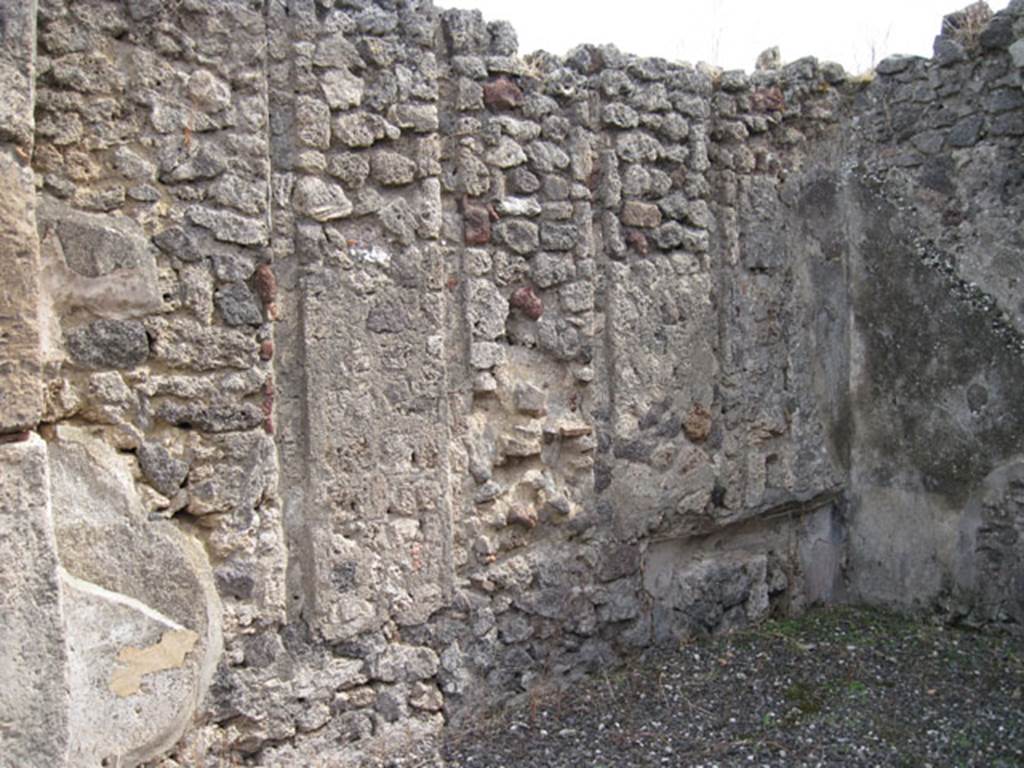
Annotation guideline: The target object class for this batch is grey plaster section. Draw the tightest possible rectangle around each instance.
[845,165,1024,613]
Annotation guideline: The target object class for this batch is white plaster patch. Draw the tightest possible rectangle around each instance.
[351,243,391,268]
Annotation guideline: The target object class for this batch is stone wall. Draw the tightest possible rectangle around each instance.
[1,1,1022,766]
[845,10,1024,626]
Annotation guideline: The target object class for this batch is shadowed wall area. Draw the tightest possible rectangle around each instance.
[1,0,1022,765]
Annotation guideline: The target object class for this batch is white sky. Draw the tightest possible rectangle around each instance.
[439,0,1009,73]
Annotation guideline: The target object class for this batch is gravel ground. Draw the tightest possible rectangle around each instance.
[442,607,1024,767]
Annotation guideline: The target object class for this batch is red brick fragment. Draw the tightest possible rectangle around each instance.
[751,86,785,113]
[508,505,538,529]
[625,230,649,256]
[254,264,279,320]
[254,264,277,305]
[464,199,492,245]
[483,77,523,111]
[510,286,543,320]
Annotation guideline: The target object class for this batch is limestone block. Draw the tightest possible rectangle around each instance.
[327,153,370,187]
[294,177,353,221]
[155,400,264,433]
[158,142,228,183]
[37,205,164,323]
[467,279,509,340]
[48,426,221,768]
[0,150,42,432]
[485,136,527,168]
[526,140,571,172]
[514,383,547,416]
[530,252,574,288]
[495,196,541,217]
[0,2,40,432]
[371,150,417,186]
[0,0,36,148]
[416,178,443,240]
[44,203,151,277]
[313,32,364,70]
[0,435,70,768]
[187,205,269,246]
[380,198,418,244]
[62,572,202,767]
[332,112,399,148]
[388,103,439,133]
[145,316,258,370]
[295,96,331,150]
[508,166,541,194]
[186,430,275,516]
[138,442,190,498]
[321,67,364,109]
[152,225,201,263]
[457,149,492,196]
[603,102,641,130]
[370,644,440,683]
[498,426,543,459]
[187,70,231,113]
[559,281,594,313]
[209,174,269,216]
[470,340,505,369]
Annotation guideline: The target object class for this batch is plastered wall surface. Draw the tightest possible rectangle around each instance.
[1,1,1022,765]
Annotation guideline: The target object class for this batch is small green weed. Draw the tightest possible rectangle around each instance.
[785,681,825,715]
[846,680,868,696]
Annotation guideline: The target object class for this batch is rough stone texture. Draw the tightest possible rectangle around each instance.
[214,281,263,327]
[0,434,70,768]
[956,461,1024,625]
[0,147,43,432]
[0,0,41,434]
[137,442,190,498]
[2,1,1024,765]
[65,319,150,369]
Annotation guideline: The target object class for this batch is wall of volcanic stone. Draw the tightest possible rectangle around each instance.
[844,6,1024,626]
[1,0,1023,766]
